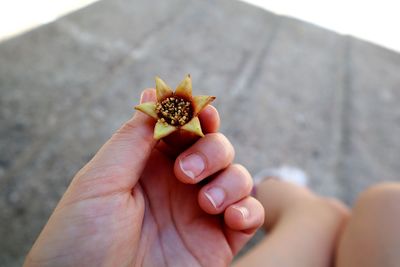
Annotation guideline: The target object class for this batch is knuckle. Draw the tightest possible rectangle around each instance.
[320,197,351,219]
[232,164,249,175]
[229,164,253,192]
[357,182,400,208]
[117,119,153,144]
[210,133,235,159]
[199,133,235,164]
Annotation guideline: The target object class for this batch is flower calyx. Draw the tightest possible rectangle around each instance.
[135,75,216,140]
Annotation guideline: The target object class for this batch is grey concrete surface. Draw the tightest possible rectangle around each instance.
[1,0,400,265]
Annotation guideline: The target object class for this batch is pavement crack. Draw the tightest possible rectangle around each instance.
[229,16,281,97]
[335,36,354,203]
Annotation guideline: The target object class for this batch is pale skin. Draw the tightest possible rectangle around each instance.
[25,89,400,267]
[233,179,400,267]
[24,89,264,267]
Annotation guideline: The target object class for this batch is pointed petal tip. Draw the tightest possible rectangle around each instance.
[135,102,158,119]
[196,130,205,137]
[154,121,177,140]
[193,95,216,115]
[181,117,204,137]
[155,76,173,101]
[175,75,193,98]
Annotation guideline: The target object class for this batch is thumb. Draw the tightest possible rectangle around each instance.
[78,88,157,188]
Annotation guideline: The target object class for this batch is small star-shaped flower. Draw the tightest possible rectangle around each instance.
[135,75,215,140]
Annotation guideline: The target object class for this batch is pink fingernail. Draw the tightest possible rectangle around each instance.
[204,187,225,208]
[179,153,205,179]
[233,206,250,220]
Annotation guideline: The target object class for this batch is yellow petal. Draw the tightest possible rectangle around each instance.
[193,95,216,115]
[175,74,192,99]
[155,76,173,101]
[181,117,204,137]
[134,102,158,119]
[154,121,177,140]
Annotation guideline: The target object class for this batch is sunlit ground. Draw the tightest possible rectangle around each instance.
[241,0,400,52]
[0,0,98,41]
[0,0,399,52]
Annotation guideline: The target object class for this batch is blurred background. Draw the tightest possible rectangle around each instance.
[2,0,400,52]
[1,0,400,265]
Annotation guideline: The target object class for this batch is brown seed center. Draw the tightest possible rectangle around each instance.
[156,96,193,126]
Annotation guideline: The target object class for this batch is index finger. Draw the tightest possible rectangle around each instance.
[198,105,220,134]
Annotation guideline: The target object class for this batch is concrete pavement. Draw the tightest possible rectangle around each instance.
[1,0,400,265]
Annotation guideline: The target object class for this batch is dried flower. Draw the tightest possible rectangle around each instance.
[135,75,216,140]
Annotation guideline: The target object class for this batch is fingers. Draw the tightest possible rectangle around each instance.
[224,197,264,232]
[76,89,157,188]
[198,105,220,134]
[224,196,265,254]
[198,164,253,214]
[174,133,235,184]
[174,130,262,255]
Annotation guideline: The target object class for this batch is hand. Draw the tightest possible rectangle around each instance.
[24,89,264,267]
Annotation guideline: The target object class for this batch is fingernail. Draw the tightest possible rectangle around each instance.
[204,187,225,208]
[140,90,153,103]
[233,206,250,220]
[179,153,205,179]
